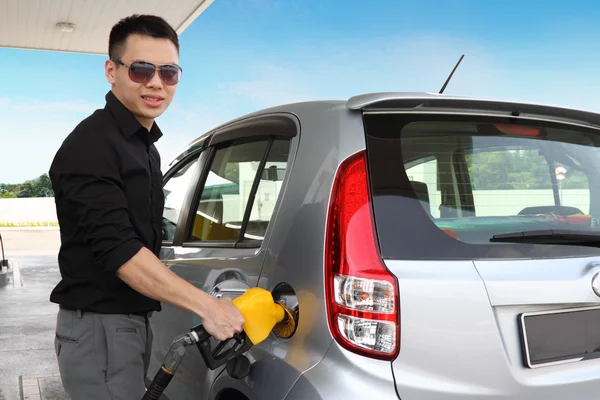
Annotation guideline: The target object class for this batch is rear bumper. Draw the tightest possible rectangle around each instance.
[284,343,398,400]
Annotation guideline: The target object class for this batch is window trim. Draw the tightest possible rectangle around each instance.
[208,114,297,146]
[180,145,219,247]
[161,149,204,247]
[162,150,202,182]
[546,154,562,206]
[453,149,476,217]
[237,137,274,242]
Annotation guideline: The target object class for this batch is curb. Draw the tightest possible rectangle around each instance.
[19,372,65,400]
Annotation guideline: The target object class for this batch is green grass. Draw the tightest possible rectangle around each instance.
[0,221,59,227]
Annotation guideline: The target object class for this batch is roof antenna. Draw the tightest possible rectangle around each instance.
[439,54,464,94]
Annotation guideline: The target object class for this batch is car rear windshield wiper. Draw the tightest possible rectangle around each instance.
[490,229,600,247]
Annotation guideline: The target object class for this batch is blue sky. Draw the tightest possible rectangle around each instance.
[2,0,600,183]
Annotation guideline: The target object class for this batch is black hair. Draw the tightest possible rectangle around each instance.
[108,14,179,60]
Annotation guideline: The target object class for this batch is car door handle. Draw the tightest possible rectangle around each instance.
[210,279,251,299]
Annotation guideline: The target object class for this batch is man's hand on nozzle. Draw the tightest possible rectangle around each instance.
[201,297,245,342]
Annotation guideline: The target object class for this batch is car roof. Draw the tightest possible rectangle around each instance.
[167,91,600,169]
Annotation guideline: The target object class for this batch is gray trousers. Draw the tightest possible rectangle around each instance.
[54,307,153,400]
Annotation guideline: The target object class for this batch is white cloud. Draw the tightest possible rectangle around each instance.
[206,33,600,114]
[209,35,495,105]
[5,33,600,183]
[0,98,100,184]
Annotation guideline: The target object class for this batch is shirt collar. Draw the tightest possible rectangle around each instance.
[105,90,163,144]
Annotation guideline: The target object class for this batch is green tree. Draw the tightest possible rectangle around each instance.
[0,183,19,198]
[1,174,54,198]
[35,174,54,197]
[467,150,553,190]
[16,181,36,198]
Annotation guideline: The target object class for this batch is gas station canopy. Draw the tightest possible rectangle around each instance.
[0,0,213,55]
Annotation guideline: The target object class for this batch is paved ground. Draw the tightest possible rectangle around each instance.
[0,229,61,257]
[0,229,68,400]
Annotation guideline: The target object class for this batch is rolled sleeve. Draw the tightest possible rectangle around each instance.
[102,238,144,274]
[56,135,144,274]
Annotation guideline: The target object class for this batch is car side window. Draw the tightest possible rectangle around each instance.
[406,157,442,218]
[162,156,200,242]
[187,137,291,244]
[245,139,290,239]
[559,166,590,214]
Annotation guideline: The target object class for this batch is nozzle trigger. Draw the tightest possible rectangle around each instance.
[191,324,253,370]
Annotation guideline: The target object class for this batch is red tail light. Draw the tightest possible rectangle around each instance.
[495,124,540,137]
[325,150,400,361]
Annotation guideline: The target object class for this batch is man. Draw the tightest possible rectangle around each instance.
[48,14,245,399]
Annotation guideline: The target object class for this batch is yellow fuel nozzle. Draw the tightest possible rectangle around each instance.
[232,287,295,345]
[189,287,298,372]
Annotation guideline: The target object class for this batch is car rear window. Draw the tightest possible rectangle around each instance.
[364,112,600,260]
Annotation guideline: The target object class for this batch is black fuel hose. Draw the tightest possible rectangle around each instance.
[143,334,193,400]
[143,365,176,400]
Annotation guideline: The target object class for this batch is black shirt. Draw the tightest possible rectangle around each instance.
[49,91,164,314]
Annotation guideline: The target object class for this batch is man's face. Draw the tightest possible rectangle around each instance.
[105,34,180,130]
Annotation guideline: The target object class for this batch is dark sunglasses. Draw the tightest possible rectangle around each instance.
[112,59,182,86]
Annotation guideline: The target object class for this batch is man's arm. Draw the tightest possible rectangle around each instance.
[116,247,244,341]
[54,130,243,341]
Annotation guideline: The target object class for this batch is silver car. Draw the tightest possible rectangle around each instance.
[149,92,600,399]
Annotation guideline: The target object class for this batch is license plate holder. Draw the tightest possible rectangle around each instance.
[519,305,600,368]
